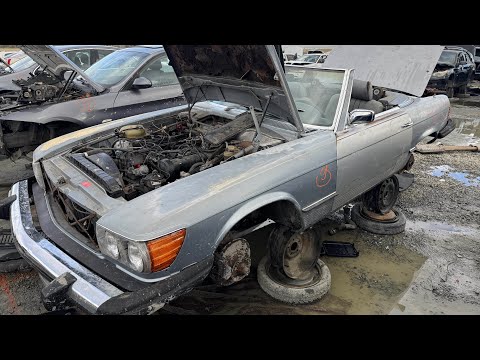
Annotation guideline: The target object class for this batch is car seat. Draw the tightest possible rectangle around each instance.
[348,79,384,114]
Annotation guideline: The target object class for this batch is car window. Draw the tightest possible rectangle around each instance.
[438,51,457,65]
[84,50,150,87]
[296,54,321,63]
[459,53,466,63]
[65,50,92,71]
[137,54,178,88]
[97,50,114,60]
[476,48,480,57]
[286,67,345,127]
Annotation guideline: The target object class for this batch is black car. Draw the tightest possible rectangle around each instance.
[0,45,185,157]
[427,46,476,97]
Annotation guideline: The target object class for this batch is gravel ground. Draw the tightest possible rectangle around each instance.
[0,98,479,315]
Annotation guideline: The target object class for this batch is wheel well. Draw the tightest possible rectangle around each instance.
[44,121,83,138]
[1,120,83,153]
[227,200,303,239]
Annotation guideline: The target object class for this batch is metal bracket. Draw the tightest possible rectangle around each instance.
[41,272,77,312]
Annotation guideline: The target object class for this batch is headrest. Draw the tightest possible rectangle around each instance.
[148,61,163,71]
[352,79,373,101]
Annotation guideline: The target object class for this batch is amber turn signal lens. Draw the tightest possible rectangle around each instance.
[147,229,186,272]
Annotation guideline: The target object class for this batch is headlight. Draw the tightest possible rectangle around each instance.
[100,232,120,259]
[432,70,450,79]
[96,227,186,273]
[127,242,150,272]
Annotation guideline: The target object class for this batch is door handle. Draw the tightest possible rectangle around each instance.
[401,121,413,128]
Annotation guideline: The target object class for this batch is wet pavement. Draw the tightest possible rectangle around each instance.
[0,97,479,315]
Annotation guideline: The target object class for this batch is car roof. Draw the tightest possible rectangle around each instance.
[116,46,165,55]
[54,45,118,51]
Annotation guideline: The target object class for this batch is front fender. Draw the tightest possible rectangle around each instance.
[214,191,302,247]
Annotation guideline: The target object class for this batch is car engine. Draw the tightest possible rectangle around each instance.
[68,111,285,200]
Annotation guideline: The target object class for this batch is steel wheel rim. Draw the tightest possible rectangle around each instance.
[282,231,319,280]
[379,177,396,212]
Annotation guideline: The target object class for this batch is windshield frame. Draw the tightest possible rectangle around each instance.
[285,64,350,132]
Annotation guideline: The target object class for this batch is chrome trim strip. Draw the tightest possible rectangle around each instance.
[302,192,337,212]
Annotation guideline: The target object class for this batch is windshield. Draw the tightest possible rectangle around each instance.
[296,54,321,63]
[438,51,457,65]
[84,50,150,87]
[10,55,36,72]
[286,67,345,127]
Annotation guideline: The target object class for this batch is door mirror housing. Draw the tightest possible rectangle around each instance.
[131,77,152,90]
[349,109,375,124]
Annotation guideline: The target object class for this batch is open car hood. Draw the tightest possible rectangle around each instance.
[323,45,444,97]
[18,45,105,93]
[163,45,303,132]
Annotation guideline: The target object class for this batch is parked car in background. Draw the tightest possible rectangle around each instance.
[285,52,327,66]
[0,45,185,157]
[426,46,476,97]
[6,45,454,314]
[4,51,26,65]
[0,45,118,92]
[0,51,17,61]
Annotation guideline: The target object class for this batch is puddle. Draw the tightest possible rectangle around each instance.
[163,221,425,315]
[428,165,480,187]
[452,118,480,138]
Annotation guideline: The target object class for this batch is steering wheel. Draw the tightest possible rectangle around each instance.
[295,98,321,114]
[295,99,332,126]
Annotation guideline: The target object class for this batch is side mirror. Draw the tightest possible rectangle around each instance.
[318,58,325,64]
[349,109,375,124]
[131,77,152,90]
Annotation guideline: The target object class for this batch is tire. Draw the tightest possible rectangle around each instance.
[257,256,331,304]
[362,176,399,214]
[351,203,406,235]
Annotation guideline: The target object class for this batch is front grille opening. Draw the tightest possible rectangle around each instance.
[45,175,98,244]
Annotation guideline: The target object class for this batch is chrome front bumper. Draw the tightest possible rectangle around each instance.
[10,181,123,313]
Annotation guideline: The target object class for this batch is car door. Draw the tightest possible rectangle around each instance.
[457,53,469,85]
[333,97,413,210]
[112,54,185,119]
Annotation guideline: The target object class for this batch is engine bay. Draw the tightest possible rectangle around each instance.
[67,110,286,200]
[0,70,89,111]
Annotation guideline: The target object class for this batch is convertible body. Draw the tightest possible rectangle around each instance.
[9,45,453,314]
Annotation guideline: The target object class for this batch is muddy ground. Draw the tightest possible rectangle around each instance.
[0,98,479,315]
